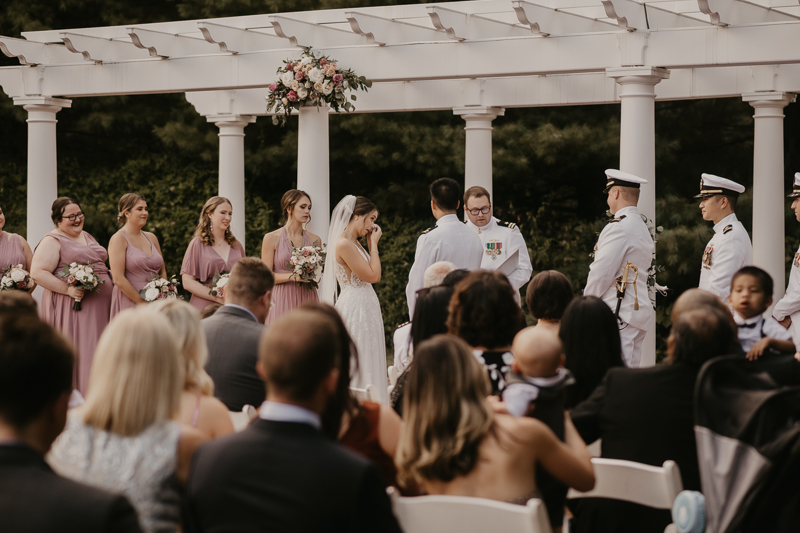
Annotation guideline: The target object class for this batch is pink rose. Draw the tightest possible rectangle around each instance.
[268,83,278,92]
[170,286,177,292]
[324,65,336,77]
[295,71,304,81]
[319,58,328,65]
[67,275,76,285]
[17,281,27,289]
[287,91,298,102]
[333,73,343,85]
[157,292,167,300]
[302,249,311,257]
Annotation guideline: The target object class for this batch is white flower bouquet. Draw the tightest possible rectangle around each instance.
[265,47,372,127]
[286,242,327,291]
[208,271,230,299]
[0,264,32,291]
[139,275,181,302]
[59,261,105,311]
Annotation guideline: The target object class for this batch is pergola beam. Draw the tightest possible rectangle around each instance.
[197,22,289,54]
[427,6,532,40]
[60,33,153,63]
[127,27,219,58]
[513,1,619,35]
[269,15,368,48]
[697,0,800,26]
[346,11,444,45]
[0,37,80,66]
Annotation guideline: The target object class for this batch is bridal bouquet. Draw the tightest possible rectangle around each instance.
[0,264,32,291]
[139,275,181,302]
[266,47,372,127]
[208,271,230,299]
[60,262,105,311]
[287,243,326,291]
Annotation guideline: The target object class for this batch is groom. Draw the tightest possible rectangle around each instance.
[406,178,482,317]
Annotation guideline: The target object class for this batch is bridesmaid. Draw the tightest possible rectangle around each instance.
[0,202,34,285]
[30,197,113,395]
[108,193,167,318]
[181,196,245,314]
[261,189,321,325]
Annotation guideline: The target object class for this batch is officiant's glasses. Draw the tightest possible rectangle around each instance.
[467,206,491,216]
[64,212,85,222]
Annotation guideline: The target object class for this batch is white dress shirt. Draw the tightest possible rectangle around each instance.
[258,400,321,429]
[699,213,753,301]
[465,216,533,292]
[405,213,482,316]
[733,312,792,353]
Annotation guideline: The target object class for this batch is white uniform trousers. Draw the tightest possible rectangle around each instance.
[619,321,647,368]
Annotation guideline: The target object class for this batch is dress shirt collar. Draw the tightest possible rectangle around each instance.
[733,311,763,327]
[713,213,738,234]
[224,303,259,323]
[436,213,460,226]
[258,400,321,429]
[466,216,496,232]
[613,205,639,218]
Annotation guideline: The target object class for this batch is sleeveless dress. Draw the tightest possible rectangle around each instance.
[0,231,26,269]
[340,401,399,489]
[334,241,388,404]
[39,232,113,395]
[49,410,182,533]
[265,226,319,325]
[180,236,245,314]
[110,231,164,319]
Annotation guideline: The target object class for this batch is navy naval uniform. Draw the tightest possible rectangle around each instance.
[698,213,752,301]
[465,217,533,295]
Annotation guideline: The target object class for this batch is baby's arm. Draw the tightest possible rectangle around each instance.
[746,337,796,360]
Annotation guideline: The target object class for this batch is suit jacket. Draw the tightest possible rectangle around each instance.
[183,419,402,533]
[569,362,702,533]
[0,444,142,533]
[203,305,265,411]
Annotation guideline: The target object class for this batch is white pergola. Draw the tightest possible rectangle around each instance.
[1,0,799,363]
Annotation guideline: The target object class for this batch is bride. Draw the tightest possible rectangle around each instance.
[320,195,387,404]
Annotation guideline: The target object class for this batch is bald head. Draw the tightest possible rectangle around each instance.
[423,261,457,288]
[512,326,564,379]
[668,306,736,364]
[672,289,734,330]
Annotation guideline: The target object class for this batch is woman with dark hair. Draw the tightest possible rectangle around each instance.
[448,270,526,395]
[559,296,624,409]
[0,201,34,288]
[30,197,114,395]
[262,190,321,324]
[108,193,167,318]
[390,285,454,415]
[526,270,574,333]
[181,196,245,314]
[320,195,387,403]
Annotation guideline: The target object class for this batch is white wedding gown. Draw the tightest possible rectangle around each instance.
[334,242,388,404]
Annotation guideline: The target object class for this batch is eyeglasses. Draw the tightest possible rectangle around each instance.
[63,212,85,222]
[467,206,491,216]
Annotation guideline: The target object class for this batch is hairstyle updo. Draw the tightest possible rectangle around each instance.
[351,196,378,221]
[117,193,146,228]
[50,197,81,226]
[193,196,237,247]
[280,189,312,225]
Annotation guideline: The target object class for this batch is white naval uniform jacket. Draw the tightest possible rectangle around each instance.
[772,242,800,350]
[405,213,483,317]
[698,213,753,301]
[584,206,655,332]
[465,217,533,292]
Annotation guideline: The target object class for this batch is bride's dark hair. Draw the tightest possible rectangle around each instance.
[350,196,377,220]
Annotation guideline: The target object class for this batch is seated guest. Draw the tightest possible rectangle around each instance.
[569,305,736,533]
[441,268,469,288]
[397,334,594,504]
[203,257,274,411]
[49,308,207,533]
[0,290,38,317]
[0,315,142,533]
[150,300,234,438]
[559,296,624,409]
[447,270,527,395]
[526,270,574,333]
[394,261,457,372]
[184,308,402,533]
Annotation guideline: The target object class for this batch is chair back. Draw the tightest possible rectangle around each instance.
[350,384,378,402]
[387,487,553,533]
[567,458,683,509]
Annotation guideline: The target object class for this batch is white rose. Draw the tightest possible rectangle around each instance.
[84,266,93,274]
[217,277,229,288]
[280,71,294,87]
[309,255,317,264]
[322,80,334,95]
[10,270,25,283]
[308,67,325,84]
[291,80,300,91]
[145,287,160,301]
[301,56,313,65]
[1,277,12,288]
[70,262,77,267]
[297,87,308,99]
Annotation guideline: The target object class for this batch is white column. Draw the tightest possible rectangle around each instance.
[453,106,505,202]
[607,67,669,368]
[742,92,796,309]
[208,114,256,251]
[13,97,72,250]
[297,105,330,241]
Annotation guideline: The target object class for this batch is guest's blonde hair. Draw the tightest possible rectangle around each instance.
[82,307,183,436]
[148,299,214,395]
[194,196,237,247]
[396,334,494,487]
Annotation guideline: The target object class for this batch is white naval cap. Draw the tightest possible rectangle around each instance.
[694,173,745,199]
[789,172,800,198]
[603,169,648,193]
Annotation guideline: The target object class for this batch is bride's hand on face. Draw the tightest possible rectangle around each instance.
[368,224,382,248]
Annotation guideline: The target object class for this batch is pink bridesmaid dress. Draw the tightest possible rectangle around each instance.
[180,236,245,314]
[0,232,27,269]
[39,232,113,395]
[109,231,164,319]
[265,226,319,325]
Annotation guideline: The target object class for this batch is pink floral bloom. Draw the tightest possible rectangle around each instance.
[157,292,167,300]
[287,91,298,102]
[170,286,177,292]
[319,58,328,65]
[295,71,304,81]
[67,275,76,285]
[16,281,27,289]
[333,74,343,85]
[268,83,278,92]
[286,63,295,71]
[324,65,336,77]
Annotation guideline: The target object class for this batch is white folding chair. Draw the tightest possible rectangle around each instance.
[229,404,258,432]
[567,458,683,533]
[387,487,552,533]
[350,384,378,402]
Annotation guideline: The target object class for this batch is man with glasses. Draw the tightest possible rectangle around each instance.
[464,186,533,303]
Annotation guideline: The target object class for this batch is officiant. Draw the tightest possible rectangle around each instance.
[464,186,533,303]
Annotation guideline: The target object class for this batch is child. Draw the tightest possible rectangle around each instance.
[730,266,795,360]
[503,327,574,532]
[526,270,574,334]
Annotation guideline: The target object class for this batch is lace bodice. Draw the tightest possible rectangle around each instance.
[334,243,372,291]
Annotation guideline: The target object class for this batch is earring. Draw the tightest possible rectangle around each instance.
[209,222,213,232]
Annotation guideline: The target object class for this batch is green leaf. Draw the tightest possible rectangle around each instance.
[351,94,357,101]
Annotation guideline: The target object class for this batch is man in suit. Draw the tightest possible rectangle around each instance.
[569,302,736,533]
[184,308,402,533]
[0,314,142,533]
[203,257,274,411]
